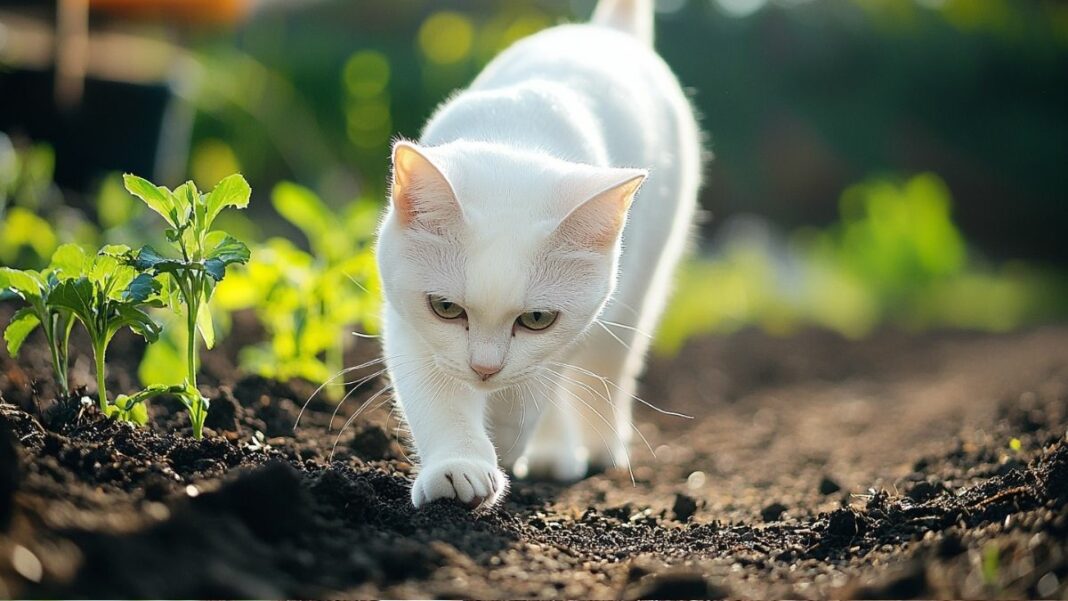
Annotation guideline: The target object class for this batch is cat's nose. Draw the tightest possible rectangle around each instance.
[470,362,502,381]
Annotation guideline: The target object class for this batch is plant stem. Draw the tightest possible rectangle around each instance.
[49,339,68,392]
[59,318,74,392]
[43,315,68,394]
[186,290,198,391]
[184,273,206,439]
[94,342,108,411]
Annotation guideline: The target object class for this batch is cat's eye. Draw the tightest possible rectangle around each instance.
[516,310,558,331]
[428,295,466,320]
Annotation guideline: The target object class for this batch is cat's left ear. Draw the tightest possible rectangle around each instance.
[553,169,647,251]
[390,141,462,229]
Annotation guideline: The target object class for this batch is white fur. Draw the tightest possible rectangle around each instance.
[376,0,701,509]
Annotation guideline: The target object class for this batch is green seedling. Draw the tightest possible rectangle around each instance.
[47,244,161,411]
[105,384,186,425]
[123,173,251,439]
[0,244,85,392]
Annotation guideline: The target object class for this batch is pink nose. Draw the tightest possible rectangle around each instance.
[470,363,502,381]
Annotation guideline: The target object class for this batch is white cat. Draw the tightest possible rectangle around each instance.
[376,0,701,509]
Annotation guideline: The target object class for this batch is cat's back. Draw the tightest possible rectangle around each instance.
[472,24,678,106]
[424,23,696,170]
[480,23,696,165]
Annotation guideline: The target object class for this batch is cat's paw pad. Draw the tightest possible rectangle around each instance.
[514,444,588,482]
[411,458,507,510]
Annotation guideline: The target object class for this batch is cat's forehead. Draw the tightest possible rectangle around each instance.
[461,228,539,316]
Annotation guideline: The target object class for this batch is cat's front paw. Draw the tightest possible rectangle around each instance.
[411,458,507,510]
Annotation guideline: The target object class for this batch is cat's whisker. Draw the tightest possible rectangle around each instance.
[329,361,430,461]
[295,353,398,431]
[533,371,636,487]
[328,355,424,431]
[549,360,693,420]
[351,331,381,339]
[540,365,656,460]
[594,319,632,351]
[330,382,395,461]
[329,367,389,431]
[607,297,644,321]
[343,270,375,295]
[500,387,528,460]
[596,318,654,340]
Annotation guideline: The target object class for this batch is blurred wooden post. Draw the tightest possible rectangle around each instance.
[55,0,89,111]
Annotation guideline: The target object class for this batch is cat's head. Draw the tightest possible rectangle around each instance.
[377,140,645,390]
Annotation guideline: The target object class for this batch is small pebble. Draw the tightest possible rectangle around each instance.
[819,476,842,495]
[761,502,788,522]
[1036,572,1059,598]
[686,471,706,490]
[672,494,698,522]
[11,545,42,583]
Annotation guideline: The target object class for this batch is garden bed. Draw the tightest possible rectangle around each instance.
[1,321,1066,598]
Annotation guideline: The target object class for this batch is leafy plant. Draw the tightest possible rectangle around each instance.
[45,244,161,411]
[214,182,379,398]
[123,173,251,438]
[0,244,86,392]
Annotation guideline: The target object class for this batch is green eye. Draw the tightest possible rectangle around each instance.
[517,310,558,331]
[429,295,465,320]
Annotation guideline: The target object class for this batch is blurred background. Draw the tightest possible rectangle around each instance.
[1,0,1066,385]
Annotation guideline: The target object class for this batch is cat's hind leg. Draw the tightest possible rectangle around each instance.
[562,326,644,473]
[509,376,590,481]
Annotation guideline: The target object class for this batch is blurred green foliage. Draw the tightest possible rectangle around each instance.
[212,182,380,397]
[656,173,1067,353]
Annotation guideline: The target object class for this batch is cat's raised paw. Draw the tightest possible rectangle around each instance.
[411,458,507,510]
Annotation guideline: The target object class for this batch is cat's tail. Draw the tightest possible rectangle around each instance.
[591,0,654,45]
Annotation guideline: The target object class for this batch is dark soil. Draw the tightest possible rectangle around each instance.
[1,312,1067,598]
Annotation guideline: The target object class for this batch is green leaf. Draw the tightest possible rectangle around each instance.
[196,295,215,349]
[127,401,149,425]
[172,181,198,227]
[272,181,330,242]
[204,174,251,229]
[204,236,250,281]
[206,235,251,265]
[50,243,88,279]
[99,244,133,258]
[133,245,170,270]
[113,304,161,343]
[123,273,158,303]
[0,267,44,299]
[48,278,95,323]
[107,395,150,425]
[133,246,186,276]
[4,307,40,357]
[123,174,176,227]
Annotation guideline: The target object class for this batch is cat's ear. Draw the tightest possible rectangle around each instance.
[553,169,646,251]
[390,141,462,229]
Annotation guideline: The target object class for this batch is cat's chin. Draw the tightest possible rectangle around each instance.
[461,374,514,393]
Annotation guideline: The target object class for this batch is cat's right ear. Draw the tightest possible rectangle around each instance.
[390,141,463,229]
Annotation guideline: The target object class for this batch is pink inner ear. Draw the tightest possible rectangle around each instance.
[555,172,646,250]
[391,142,461,229]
